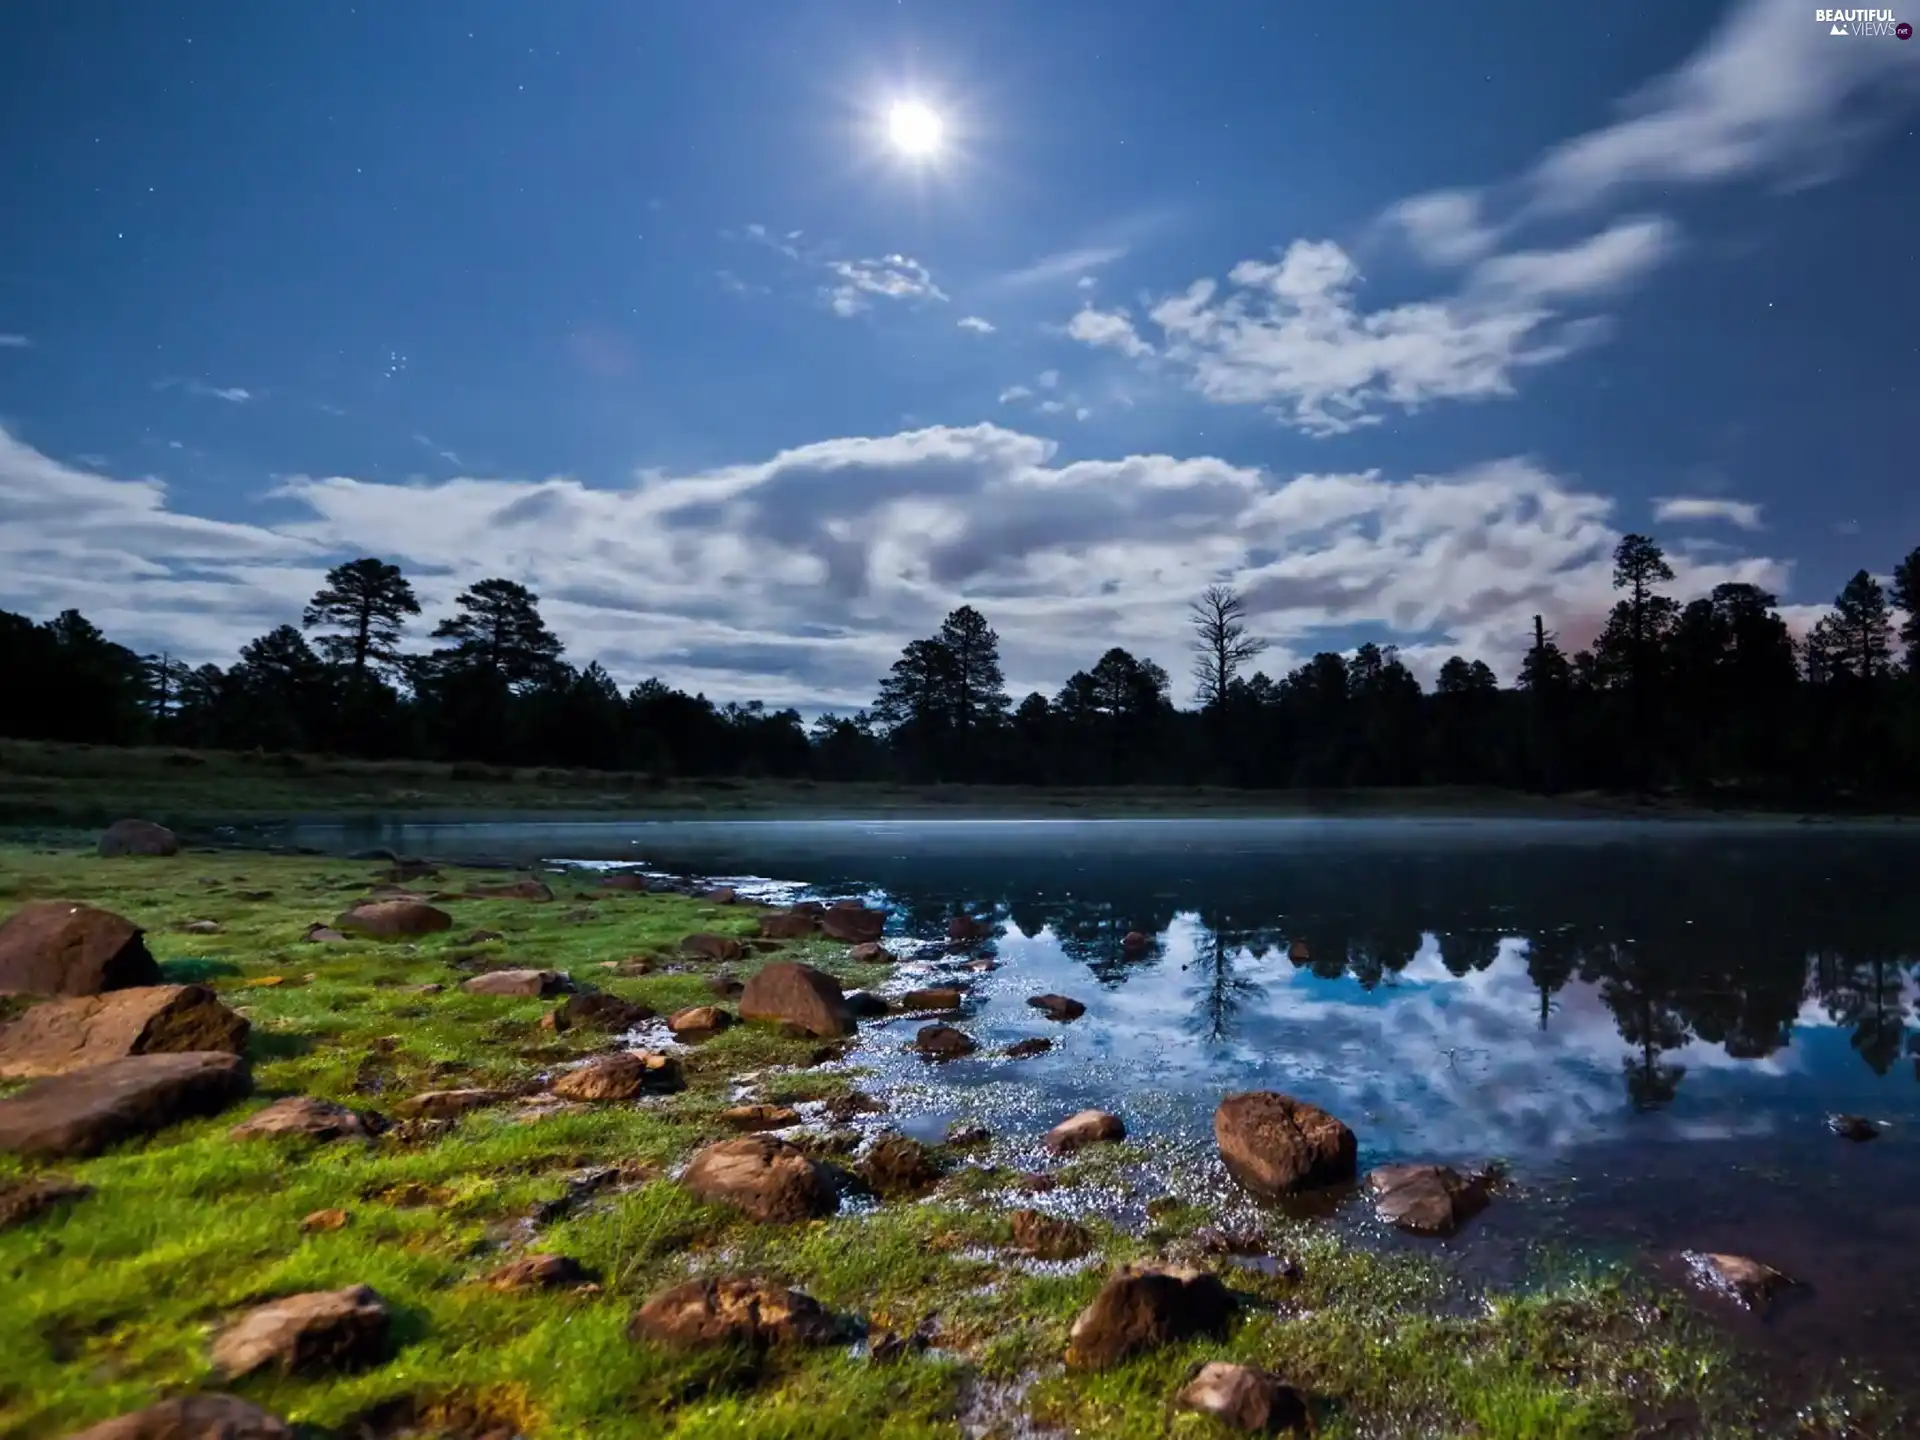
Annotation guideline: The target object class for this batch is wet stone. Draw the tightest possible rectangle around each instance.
[1366,1163,1490,1236]
[1177,1362,1310,1435]
[1004,1037,1052,1059]
[915,1023,977,1060]
[1683,1251,1793,1308]
[899,986,965,1012]
[1828,1113,1880,1142]
[1045,1109,1125,1154]
[1027,993,1086,1022]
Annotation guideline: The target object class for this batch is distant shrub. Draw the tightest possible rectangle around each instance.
[448,762,503,783]
[162,751,207,768]
[693,777,744,791]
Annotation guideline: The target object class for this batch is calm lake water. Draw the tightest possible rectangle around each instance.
[282,817,1920,1374]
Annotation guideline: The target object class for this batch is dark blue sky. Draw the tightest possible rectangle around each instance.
[1,0,1915,709]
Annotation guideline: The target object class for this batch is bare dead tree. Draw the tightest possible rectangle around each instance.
[1189,583,1268,709]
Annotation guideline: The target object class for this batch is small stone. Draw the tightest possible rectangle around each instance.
[848,942,894,964]
[1288,939,1310,962]
[210,1285,389,1378]
[64,1395,293,1440]
[231,1097,376,1144]
[1683,1251,1793,1308]
[301,924,349,944]
[1027,993,1086,1022]
[946,1122,991,1147]
[558,991,655,1032]
[1017,1171,1059,1194]
[860,1132,941,1196]
[701,887,738,905]
[552,1052,683,1101]
[1122,930,1151,952]
[1066,1264,1233,1369]
[181,920,222,935]
[915,1023,977,1060]
[820,1091,885,1124]
[413,983,444,996]
[947,914,992,942]
[300,1208,350,1233]
[1004,1037,1052,1059]
[467,879,554,901]
[681,1134,838,1222]
[723,1103,801,1132]
[395,1088,509,1120]
[899,986,965,1012]
[1010,1208,1093,1260]
[1828,1113,1880,1142]
[1045,1109,1125,1154]
[1177,1361,1310,1434]
[631,1276,838,1350]
[1366,1163,1490,1236]
[460,968,571,998]
[485,1253,591,1291]
[681,932,744,962]
[0,1174,92,1230]
[966,957,997,972]
[461,929,505,944]
[707,974,745,999]
[667,1005,733,1037]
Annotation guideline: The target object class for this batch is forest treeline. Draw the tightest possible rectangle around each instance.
[4,535,1918,802]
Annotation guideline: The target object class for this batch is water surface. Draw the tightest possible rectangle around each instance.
[285,817,1920,1373]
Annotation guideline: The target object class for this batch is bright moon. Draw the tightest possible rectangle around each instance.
[886,101,943,157]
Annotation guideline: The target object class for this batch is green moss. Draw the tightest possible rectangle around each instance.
[0,844,1899,1437]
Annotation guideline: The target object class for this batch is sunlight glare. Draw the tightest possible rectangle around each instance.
[886,100,944,158]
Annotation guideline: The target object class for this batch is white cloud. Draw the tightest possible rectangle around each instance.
[997,244,1129,289]
[155,378,255,404]
[1654,496,1764,531]
[0,334,30,349]
[1037,369,1060,389]
[1089,221,1669,437]
[957,316,996,334]
[825,255,947,316]
[1383,188,1503,267]
[0,422,1791,709]
[1037,399,1066,414]
[1068,306,1154,359]
[998,385,1033,404]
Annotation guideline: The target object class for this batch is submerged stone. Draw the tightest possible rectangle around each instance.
[1683,1251,1793,1308]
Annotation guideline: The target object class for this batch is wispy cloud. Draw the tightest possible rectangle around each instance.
[0,333,30,350]
[1654,496,1764,531]
[155,377,255,404]
[825,255,947,317]
[997,244,1129,289]
[957,316,996,334]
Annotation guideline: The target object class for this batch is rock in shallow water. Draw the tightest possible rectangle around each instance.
[1004,1037,1052,1059]
[1365,1163,1490,1236]
[1683,1251,1793,1308]
[1828,1113,1880,1142]
[1027,993,1086,1022]
[1045,1109,1125,1154]
[915,1023,977,1059]
[1214,1091,1355,1198]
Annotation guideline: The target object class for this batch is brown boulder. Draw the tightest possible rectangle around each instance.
[681,933,744,962]
[1122,930,1151,952]
[1287,939,1310,962]
[485,1253,591,1291]
[0,1174,91,1231]
[1366,1164,1489,1236]
[210,1285,389,1379]
[723,1103,801,1132]
[667,1005,733,1037]
[1066,1263,1233,1369]
[0,901,161,997]
[758,910,819,940]
[552,1052,683,1101]
[738,962,854,1038]
[1683,1251,1793,1308]
[701,887,738,904]
[1027,993,1086,1022]
[334,900,452,939]
[1045,1109,1125,1153]
[0,984,249,1079]
[859,1132,941,1196]
[947,914,992,942]
[820,903,885,944]
[395,1088,508,1120]
[681,1134,838,1222]
[551,992,654,1032]
[1177,1362,1309,1434]
[0,1051,251,1159]
[596,872,651,892]
[848,942,894,963]
[301,923,349,944]
[231,1096,375,1143]
[97,819,180,858]
[631,1276,838,1350]
[301,1208,350,1233]
[459,968,570,998]
[843,990,891,1018]
[899,986,965,1012]
[467,879,554,901]
[1005,1037,1053,1059]
[1214,1092,1356,1199]
[66,1395,293,1440]
[1010,1208,1093,1260]
[915,1023,977,1060]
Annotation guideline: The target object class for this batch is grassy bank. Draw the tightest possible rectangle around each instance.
[0,737,1656,829]
[3,844,1906,1437]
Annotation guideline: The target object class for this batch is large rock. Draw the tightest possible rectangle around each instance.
[681,1134,838,1222]
[631,1277,838,1350]
[65,1395,294,1440]
[230,1096,376,1144]
[757,910,819,940]
[1214,1092,1356,1199]
[1366,1164,1489,1236]
[1045,1109,1125,1153]
[0,985,250,1079]
[1066,1264,1234,1369]
[0,902,161,997]
[459,968,570,998]
[819,902,885,944]
[552,1052,683,1101]
[334,900,452,939]
[210,1285,389,1378]
[1177,1362,1309,1434]
[97,819,180,858]
[0,1051,251,1159]
[738,962,854,1038]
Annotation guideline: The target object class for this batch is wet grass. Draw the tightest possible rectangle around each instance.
[0,844,1904,1437]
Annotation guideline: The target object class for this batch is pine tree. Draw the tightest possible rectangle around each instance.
[429,578,565,690]
[1888,545,1920,674]
[302,558,421,686]
[1189,584,1268,709]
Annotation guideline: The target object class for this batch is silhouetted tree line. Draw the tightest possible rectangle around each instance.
[4,536,1919,801]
